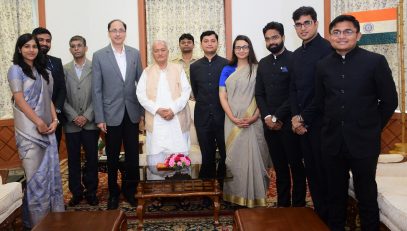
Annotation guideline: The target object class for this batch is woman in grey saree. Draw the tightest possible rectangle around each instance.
[219,35,270,208]
[7,34,64,228]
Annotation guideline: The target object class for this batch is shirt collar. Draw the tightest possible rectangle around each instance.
[74,59,86,69]
[111,44,126,55]
[333,46,359,60]
[302,33,322,49]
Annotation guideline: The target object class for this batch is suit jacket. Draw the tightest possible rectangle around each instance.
[63,59,97,133]
[190,55,228,128]
[255,49,292,125]
[306,47,398,158]
[47,55,66,123]
[92,44,143,126]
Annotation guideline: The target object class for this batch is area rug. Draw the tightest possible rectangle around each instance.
[60,159,314,230]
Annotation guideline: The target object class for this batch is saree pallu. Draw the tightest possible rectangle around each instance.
[8,65,64,228]
[222,65,270,208]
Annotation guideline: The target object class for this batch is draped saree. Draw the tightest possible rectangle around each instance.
[221,65,270,208]
[8,65,65,228]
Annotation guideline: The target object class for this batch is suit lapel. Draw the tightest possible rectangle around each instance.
[124,47,133,84]
[66,61,80,83]
[79,59,91,83]
[106,45,124,82]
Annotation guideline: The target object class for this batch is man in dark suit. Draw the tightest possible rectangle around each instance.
[92,19,143,210]
[302,15,398,230]
[190,31,228,179]
[255,22,306,207]
[32,27,66,150]
[289,6,332,221]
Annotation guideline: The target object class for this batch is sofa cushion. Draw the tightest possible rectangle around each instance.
[0,182,23,223]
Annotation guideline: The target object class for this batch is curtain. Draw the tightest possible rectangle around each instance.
[145,0,226,65]
[331,0,404,109]
[0,0,35,119]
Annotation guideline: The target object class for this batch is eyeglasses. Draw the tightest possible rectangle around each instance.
[331,29,356,37]
[234,45,249,51]
[265,35,281,41]
[294,20,314,29]
[109,29,126,34]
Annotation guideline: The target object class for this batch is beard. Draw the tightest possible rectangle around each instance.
[267,41,284,54]
[40,46,50,54]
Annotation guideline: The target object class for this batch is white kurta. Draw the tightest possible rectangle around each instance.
[136,67,191,179]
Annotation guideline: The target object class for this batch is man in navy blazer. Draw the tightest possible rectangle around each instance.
[301,15,398,231]
[32,27,66,150]
[92,19,143,210]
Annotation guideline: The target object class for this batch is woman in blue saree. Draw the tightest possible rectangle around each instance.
[7,33,64,229]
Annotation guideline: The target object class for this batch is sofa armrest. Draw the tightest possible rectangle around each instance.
[0,170,9,184]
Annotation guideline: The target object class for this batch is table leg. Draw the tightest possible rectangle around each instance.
[137,199,145,230]
[210,195,220,226]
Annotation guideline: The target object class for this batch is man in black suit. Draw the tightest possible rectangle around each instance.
[190,31,228,179]
[289,6,332,221]
[255,22,306,207]
[32,27,66,150]
[302,15,398,230]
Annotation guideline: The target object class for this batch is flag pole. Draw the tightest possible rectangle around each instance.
[391,0,407,156]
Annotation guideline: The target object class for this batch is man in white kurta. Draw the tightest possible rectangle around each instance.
[136,40,191,179]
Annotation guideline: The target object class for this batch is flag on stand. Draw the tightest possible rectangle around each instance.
[346,8,397,45]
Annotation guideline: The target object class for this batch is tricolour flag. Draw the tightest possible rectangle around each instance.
[346,8,397,45]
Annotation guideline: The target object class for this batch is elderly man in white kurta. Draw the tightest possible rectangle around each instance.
[136,40,191,179]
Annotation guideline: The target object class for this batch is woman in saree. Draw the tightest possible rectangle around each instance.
[7,33,64,229]
[219,35,271,208]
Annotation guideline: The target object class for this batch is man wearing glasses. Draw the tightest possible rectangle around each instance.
[303,15,397,231]
[255,22,306,208]
[289,6,332,223]
[92,19,143,210]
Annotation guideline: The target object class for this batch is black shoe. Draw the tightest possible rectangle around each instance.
[107,196,119,210]
[86,195,99,206]
[125,195,137,207]
[68,195,83,207]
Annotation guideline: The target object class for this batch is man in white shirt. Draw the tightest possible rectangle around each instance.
[136,40,191,179]
[92,19,143,210]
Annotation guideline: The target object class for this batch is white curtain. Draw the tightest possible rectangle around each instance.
[0,0,35,119]
[145,0,226,65]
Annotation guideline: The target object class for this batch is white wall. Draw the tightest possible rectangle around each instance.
[45,0,324,63]
[232,0,325,59]
[45,0,140,64]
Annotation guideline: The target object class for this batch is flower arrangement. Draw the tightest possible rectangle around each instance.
[164,153,191,171]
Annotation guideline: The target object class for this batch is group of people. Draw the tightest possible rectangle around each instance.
[7,5,398,231]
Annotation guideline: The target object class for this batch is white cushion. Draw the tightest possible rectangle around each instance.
[0,182,23,223]
[349,161,407,230]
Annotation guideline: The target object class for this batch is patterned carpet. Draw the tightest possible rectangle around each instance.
[60,159,313,230]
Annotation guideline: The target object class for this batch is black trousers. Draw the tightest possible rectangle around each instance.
[105,110,139,198]
[325,143,379,231]
[300,123,329,222]
[264,126,306,207]
[196,118,226,179]
[65,129,100,197]
[55,123,63,151]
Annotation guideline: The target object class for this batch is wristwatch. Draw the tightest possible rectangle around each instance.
[271,115,278,123]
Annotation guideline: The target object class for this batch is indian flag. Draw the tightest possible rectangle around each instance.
[347,8,397,45]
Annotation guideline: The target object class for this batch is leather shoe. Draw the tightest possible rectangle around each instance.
[107,196,119,210]
[86,195,99,206]
[125,195,137,207]
[68,195,83,207]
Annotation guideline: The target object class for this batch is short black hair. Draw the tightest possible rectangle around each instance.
[108,19,127,31]
[263,22,284,36]
[329,14,360,33]
[32,27,52,38]
[200,31,218,42]
[292,6,317,21]
[179,33,194,44]
[69,35,87,47]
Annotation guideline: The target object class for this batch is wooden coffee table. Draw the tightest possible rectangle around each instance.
[135,165,224,230]
[32,210,127,231]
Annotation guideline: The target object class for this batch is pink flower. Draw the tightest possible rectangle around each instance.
[185,159,191,166]
[169,159,175,167]
[177,161,183,166]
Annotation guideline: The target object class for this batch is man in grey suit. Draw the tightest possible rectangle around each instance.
[92,19,143,210]
[64,35,99,207]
